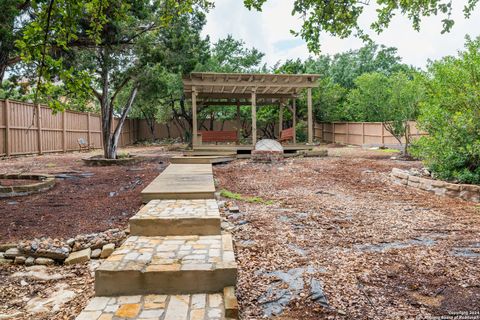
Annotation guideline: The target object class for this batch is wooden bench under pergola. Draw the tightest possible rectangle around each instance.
[183,72,320,146]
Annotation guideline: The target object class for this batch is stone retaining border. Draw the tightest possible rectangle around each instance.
[0,173,55,197]
[391,168,480,202]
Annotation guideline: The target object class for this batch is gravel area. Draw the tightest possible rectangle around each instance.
[214,147,480,319]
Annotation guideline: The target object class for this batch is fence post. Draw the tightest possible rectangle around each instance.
[362,122,365,146]
[36,104,43,154]
[381,123,385,146]
[62,112,67,152]
[4,99,10,156]
[346,122,349,144]
[332,122,335,143]
[87,112,91,147]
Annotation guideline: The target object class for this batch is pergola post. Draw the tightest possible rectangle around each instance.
[307,88,313,144]
[278,99,283,138]
[251,89,257,145]
[292,99,297,144]
[236,101,241,144]
[191,87,198,146]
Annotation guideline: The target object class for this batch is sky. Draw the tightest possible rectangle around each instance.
[202,0,480,69]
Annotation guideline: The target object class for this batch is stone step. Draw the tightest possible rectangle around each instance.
[130,199,221,237]
[95,234,237,296]
[76,286,239,320]
[141,164,215,203]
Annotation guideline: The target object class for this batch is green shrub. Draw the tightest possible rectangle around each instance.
[295,121,307,143]
[411,36,480,184]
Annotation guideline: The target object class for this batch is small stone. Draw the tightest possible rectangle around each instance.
[90,249,101,259]
[64,248,91,265]
[35,257,54,265]
[0,243,17,252]
[25,257,35,266]
[14,256,26,265]
[66,238,75,247]
[115,304,140,318]
[4,248,21,259]
[0,258,12,265]
[100,243,115,259]
[228,206,240,213]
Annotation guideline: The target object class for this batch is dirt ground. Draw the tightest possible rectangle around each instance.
[1,146,480,320]
[214,147,480,319]
[0,146,174,243]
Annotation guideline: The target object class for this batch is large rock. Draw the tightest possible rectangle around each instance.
[64,248,91,265]
[255,139,284,152]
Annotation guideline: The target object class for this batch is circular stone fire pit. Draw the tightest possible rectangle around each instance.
[82,154,145,166]
[0,173,55,197]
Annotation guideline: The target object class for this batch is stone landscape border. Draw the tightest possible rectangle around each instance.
[82,154,145,166]
[391,168,480,202]
[0,173,55,197]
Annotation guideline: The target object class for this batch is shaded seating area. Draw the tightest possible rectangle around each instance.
[279,127,294,143]
[198,130,239,144]
[183,72,320,150]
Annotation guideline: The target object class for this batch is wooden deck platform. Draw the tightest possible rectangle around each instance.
[170,156,235,164]
[191,144,314,156]
[141,164,216,202]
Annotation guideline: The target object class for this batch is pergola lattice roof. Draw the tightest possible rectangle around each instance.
[183,72,320,100]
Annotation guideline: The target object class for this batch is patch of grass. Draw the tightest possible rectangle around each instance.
[117,152,131,159]
[220,189,274,205]
[45,163,56,167]
[377,148,400,153]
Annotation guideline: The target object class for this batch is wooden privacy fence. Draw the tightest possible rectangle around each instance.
[315,121,426,147]
[0,99,136,156]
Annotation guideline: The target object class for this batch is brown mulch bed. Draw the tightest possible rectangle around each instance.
[214,148,480,319]
[0,147,169,243]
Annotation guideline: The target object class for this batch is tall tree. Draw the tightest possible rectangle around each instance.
[0,0,33,83]
[18,0,212,158]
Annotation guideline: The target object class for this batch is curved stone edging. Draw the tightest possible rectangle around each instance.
[82,155,145,166]
[391,168,480,202]
[0,173,55,197]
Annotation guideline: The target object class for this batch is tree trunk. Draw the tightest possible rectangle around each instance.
[0,51,8,84]
[110,86,138,157]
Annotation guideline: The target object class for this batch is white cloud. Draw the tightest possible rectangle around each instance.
[202,0,480,68]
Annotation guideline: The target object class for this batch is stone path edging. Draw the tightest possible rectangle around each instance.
[391,168,480,202]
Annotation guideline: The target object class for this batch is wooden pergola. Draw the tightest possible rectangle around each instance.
[183,72,320,146]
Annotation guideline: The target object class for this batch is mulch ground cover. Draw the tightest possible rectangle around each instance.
[214,149,480,319]
[0,147,168,243]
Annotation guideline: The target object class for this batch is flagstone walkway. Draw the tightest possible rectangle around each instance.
[76,163,238,320]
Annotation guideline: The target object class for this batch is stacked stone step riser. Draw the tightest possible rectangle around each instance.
[94,234,237,297]
[129,199,221,237]
[95,269,237,296]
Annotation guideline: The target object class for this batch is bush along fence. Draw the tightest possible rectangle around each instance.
[0,99,136,157]
[315,121,426,148]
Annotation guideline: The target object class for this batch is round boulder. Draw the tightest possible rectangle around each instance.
[255,139,284,152]
[252,139,284,163]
